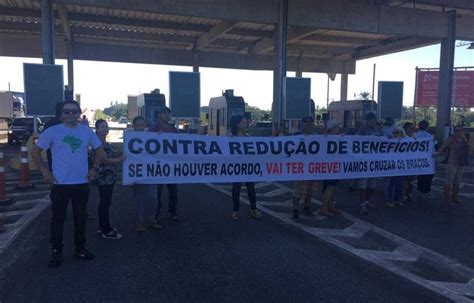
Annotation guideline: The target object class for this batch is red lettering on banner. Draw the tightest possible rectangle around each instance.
[285,162,304,174]
[266,162,282,175]
[308,162,340,174]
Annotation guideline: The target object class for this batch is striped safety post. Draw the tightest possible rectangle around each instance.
[15,145,34,190]
[0,150,11,203]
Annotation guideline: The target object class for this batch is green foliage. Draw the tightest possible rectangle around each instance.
[400,106,473,127]
[358,91,372,100]
[94,109,110,121]
[103,102,127,121]
[245,103,271,121]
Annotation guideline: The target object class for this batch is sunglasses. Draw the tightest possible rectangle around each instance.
[62,109,80,115]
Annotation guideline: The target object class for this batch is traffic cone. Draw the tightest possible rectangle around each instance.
[15,145,34,190]
[0,150,11,203]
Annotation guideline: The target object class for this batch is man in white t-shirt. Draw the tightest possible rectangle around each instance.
[31,101,106,268]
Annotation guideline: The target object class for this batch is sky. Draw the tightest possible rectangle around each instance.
[0,43,473,112]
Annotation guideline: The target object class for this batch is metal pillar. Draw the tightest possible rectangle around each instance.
[41,0,55,64]
[296,52,303,77]
[340,73,348,101]
[272,0,288,134]
[67,39,74,90]
[193,52,200,72]
[436,10,456,143]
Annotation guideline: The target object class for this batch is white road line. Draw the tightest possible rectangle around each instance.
[206,182,474,302]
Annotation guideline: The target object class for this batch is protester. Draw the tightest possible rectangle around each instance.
[385,126,406,207]
[398,122,417,205]
[31,100,106,268]
[80,115,89,126]
[435,125,470,204]
[292,116,317,220]
[357,112,383,215]
[94,119,126,239]
[131,116,161,231]
[416,120,435,198]
[150,107,179,221]
[382,117,395,137]
[320,120,343,216]
[229,115,262,220]
[44,102,63,172]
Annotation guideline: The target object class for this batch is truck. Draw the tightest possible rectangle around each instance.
[127,95,138,120]
[0,91,26,121]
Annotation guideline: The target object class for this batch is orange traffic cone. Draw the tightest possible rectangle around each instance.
[15,145,34,190]
[0,150,11,203]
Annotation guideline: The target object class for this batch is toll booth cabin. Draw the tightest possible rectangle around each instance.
[208,90,245,136]
[137,89,166,126]
[328,100,377,130]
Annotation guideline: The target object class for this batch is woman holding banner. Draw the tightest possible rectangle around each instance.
[435,126,470,204]
[229,115,262,221]
[94,119,126,239]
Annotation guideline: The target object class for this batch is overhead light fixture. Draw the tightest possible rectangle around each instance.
[468,42,474,50]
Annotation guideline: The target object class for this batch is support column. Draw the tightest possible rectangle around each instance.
[295,53,303,77]
[340,73,348,101]
[41,0,55,64]
[436,10,456,143]
[272,0,288,134]
[67,39,74,90]
[193,52,200,72]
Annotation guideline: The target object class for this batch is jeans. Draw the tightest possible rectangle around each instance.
[417,174,434,193]
[98,184,114,232]
[133,184,156,222]
[386,177,403,202]
[156,184,178,217]
[50,184,89,251]
[232,182,257,211]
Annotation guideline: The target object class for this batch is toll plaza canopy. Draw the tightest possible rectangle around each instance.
[0,0,474,75]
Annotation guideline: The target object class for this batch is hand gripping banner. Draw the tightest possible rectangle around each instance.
[123,132,435,185]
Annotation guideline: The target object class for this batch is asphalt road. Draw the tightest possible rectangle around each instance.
[0,180,452,302]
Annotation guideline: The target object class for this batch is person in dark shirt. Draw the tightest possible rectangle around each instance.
[150,107,179,222]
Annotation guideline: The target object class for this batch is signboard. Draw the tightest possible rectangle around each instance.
[377,81,403,119]
[123,132,435,185]
[23,63,64,115]
[415,70,474,107]
[283,77,311,119]
[169,71,200,118]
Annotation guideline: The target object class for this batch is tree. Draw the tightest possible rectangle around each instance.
[94,109,110,121]
[102,102,127,121]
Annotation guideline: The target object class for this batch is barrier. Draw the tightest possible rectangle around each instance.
[15,145,34,190]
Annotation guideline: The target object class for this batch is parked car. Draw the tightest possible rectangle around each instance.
[118,117,128,124]
[8,116,43,145]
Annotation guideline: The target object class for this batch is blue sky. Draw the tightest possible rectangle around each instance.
[1,43,473,111]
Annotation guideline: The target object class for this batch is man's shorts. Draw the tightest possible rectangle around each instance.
[293,180,316,198]
[358,178,377,190]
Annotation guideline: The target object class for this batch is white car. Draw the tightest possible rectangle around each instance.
[118,117,128,124]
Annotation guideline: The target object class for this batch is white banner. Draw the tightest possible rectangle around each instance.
[122,132,435,185]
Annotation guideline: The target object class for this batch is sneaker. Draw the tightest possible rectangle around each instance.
[385,202,396,208]
[136,222,146,232]
[231,212,239,221]
[169,214,179,221]
[396,202,405,207]
[250,209,262,219]
[302,207,315,218]
[74,248,95,261]
[48,249,63,268]
[319,208,332,217]
[360,203,368,215]
[149,219,163,229]
[102,230,122,240]
[97,227,118,235]
[292,209,300,220]
[425,192,434,199]
[366,201,376,209]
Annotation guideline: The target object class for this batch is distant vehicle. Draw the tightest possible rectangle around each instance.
[118,117,128,124]
[8,116,43,145]
[249,121,272,137]
[0,91,26,121]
